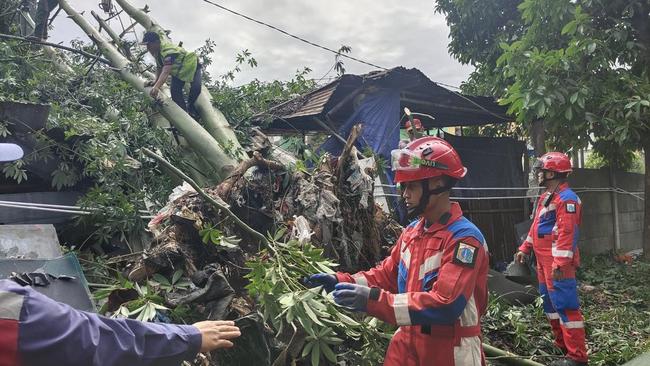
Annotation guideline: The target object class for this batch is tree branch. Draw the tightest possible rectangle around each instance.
[0,33,114,67]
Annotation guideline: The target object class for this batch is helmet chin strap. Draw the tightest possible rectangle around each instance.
[405,179,452,220]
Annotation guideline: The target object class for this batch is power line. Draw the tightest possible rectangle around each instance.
[199,0,510,121]
[201,0,387,71]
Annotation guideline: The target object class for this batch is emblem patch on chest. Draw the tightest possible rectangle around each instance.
[566,203,576,213]
[453,242,477,267]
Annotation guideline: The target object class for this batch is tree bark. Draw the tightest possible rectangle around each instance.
[57,0,237,178]
[91,10,132,59]
[643,136,650,259]
[113,0,246,161]
[530,119,546,156]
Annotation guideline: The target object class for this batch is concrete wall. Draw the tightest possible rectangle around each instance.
[569,168,644,254]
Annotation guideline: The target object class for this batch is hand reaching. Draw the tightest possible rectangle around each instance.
[192,320,241,352]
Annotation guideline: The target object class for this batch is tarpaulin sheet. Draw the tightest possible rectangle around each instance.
[445,135,526,197]
[319,89,403,215]
[320,89,401,161]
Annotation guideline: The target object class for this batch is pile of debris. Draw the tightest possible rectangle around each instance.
[105,125,401,364]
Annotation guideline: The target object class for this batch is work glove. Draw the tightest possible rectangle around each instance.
[303,273,338,293]
[332,283,371,312]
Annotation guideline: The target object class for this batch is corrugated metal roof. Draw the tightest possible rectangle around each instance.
[255,67,510,131]
[284,82,338,118]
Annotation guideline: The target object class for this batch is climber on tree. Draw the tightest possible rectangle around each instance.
[142,31,202,119]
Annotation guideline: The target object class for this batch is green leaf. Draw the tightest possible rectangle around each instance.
[561,20,577,35]
[337,312,360,326]
[274,227,287,241]
[311,341,320,366]
[302,340,315,358]
[152,273,171,286]
[565,107,573,121]
[536,102,547,117]
[172,269,183,285]
[321,341,337,363]
[303,302,325,326]
[587,42,596,54]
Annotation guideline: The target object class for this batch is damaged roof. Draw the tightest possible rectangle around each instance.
[253,67,510,133]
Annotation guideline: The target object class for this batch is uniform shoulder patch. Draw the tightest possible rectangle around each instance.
[453,242,478,268]
[566,203,576,213]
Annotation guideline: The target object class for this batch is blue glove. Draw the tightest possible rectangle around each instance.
[304,273,338,293]
[332,283,371,312]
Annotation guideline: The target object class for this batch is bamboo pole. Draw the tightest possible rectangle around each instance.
[57,0,237,178]
[114,0,246,161]
[482,343,546,366]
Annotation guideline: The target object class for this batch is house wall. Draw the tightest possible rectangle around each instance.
[568,168,644,254]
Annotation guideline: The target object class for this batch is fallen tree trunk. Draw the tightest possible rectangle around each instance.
[57,0,238,178]
[114,0,246,161]
[86,12,221,184]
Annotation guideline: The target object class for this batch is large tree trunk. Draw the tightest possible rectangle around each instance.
[643,136,650,259]
[114,0,246,161]
[530,119,546,156]
[57,0,237,179]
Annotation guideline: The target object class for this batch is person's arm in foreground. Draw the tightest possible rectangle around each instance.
[0,280,240,366]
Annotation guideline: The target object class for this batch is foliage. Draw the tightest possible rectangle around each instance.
[210,62,316,139]
[0,37,181,245]
[436,0,650,168]
[584,150,645,173]
[151,269,192,293]
[81,253,199,323]
[200,225,242,249]
[334,45,352,76]
[0,26,315,247]
[246,230,392,366]
[484,255,650,365]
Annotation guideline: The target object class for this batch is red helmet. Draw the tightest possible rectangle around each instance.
[405,118,423,132]
[535,152,572,173]
[391,136,467,184]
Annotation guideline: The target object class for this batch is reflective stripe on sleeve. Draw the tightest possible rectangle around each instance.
[393,293,411,326]
[352,274,368,287]
[552,248,574,258]
[0,290,24,321]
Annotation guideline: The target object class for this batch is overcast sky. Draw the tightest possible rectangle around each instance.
[49,0,474,87]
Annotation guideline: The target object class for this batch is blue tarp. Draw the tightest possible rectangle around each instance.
[320,89,401,162]
[320,89,405,218]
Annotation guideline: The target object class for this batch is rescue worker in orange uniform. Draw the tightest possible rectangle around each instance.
[516,152,588,366]
[306,136,489,365]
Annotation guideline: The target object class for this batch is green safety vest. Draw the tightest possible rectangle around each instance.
[157,42,198,83]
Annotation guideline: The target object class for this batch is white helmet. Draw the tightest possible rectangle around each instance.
[0,143,24,162]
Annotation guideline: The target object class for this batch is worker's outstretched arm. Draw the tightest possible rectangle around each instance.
[0,280,201,366]
[151,64,173,98]
[336,233,402,293]
[364,237,487,326]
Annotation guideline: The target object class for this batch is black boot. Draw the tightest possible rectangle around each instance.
[549,358,588,366]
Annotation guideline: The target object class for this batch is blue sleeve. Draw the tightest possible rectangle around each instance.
[7,281,201,366]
